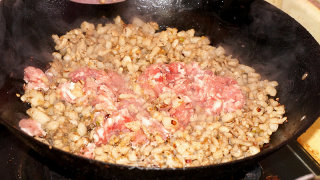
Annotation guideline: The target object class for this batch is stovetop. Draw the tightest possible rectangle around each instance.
[1,124,319,180]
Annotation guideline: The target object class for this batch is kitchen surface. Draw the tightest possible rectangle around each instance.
[266,0,320,165]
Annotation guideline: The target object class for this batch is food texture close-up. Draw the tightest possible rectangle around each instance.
[0,0,319,179]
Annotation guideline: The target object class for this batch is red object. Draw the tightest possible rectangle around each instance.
[139,62,245,127]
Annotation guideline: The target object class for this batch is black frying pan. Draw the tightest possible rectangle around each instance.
[0,0,319,179]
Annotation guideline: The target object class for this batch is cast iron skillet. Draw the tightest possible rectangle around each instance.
[0,0,319,179]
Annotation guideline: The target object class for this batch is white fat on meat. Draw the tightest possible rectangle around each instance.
[19,118,46,137]
[60,82,77,102]
[81,143,96,159]
[24,66,49,91]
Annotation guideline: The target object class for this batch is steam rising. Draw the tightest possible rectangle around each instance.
[0,3,6,88]
[0,0,210,87]
[0,0,319,149]
[221,1,304,81]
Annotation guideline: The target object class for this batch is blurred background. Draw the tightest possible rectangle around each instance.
[266,0,320,165]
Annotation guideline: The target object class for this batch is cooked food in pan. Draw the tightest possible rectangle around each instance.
[19,16,286,168]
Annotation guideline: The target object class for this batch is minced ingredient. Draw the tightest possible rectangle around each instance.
[18,16,286,168]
